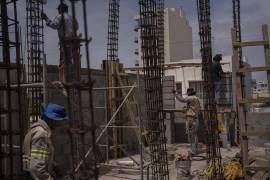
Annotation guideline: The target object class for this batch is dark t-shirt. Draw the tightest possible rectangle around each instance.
[211,61,223,82]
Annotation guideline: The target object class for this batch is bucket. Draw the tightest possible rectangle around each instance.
[264,143,270,161]
[175,160,191,180]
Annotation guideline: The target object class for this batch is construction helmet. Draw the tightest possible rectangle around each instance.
[213,54,222,62]
[57,3,68,12]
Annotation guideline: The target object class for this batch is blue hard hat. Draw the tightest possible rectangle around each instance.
[42,103,68,121]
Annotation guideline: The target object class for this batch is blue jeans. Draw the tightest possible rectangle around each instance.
[187,117,199,154]
[214,81,222,104]
[191,118,199,154]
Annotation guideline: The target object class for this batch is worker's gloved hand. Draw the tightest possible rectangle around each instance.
[41,12,48,20]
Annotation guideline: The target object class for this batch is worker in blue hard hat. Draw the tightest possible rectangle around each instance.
[23,103,69,180]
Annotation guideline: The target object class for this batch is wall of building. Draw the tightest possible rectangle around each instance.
[46,65,143,174]
[247,112,270,147]
[164,8,193,63]
[134,8,193,67]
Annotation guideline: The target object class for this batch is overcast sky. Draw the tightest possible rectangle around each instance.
[16,0,270,80]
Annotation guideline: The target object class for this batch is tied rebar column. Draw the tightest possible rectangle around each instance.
[26,0,45,122]
[107,0,120,62]
[105,0,123,158]
[139,0,169,179]
[197,0,222,179]
[232,0,243,144]
[59,0,98,179]
[0,0,24,179]
[157,0,165,76]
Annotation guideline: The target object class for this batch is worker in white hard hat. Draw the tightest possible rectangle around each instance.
[41,3,79,82]
[23,103,69,180]
[172,88,201,154]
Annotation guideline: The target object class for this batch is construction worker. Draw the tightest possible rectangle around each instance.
[172,88,201,154]
[41,3,79,82]
[23,103,68,180]
[211,54,224,104]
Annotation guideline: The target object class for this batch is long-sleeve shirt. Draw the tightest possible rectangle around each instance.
[211,61,224,82]
[45,13,78,40]
[23,120,54,180]
[175,95,201,117]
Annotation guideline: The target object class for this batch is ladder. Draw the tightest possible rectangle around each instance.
[231,24,270,178]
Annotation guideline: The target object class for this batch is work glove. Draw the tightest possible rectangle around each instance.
[41,12,48,20]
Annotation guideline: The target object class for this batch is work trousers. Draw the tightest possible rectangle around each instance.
[186,117,199,154]
[214,81,222,104]
[59,42,80,83]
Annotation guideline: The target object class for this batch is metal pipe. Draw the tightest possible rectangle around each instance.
[43,54,47,107]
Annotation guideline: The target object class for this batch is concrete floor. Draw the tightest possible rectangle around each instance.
[98,143,249,180]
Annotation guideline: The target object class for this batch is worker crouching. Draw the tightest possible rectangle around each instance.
[23,103,69,180]
[173,88,201,154]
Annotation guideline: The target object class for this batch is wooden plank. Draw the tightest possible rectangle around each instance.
[233,40,269,47]
[242,130,270,137]
[237,66,270,73]
[245,166,270,171]
[231,28,249,169]
[262,25,270,95]
[238,97,270,104]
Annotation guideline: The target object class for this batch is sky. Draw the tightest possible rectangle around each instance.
[16,0,270,80]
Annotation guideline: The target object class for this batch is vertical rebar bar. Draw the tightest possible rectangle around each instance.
[232,0,243,144]
[107,0,120,62]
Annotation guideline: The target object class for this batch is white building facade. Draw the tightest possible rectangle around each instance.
[164,56,252,110]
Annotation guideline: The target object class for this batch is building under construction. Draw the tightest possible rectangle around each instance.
[0,0,270,179]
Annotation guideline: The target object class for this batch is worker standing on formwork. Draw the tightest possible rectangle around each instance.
[41,3,79,82]
[23,104,69,180]
[211,54,224,105]
[173,88,201,154]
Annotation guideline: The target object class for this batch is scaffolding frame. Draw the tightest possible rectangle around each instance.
[232,24,270,179]
[232,0,242,144]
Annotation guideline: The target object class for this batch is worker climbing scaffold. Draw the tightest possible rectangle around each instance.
[41,2,80,82]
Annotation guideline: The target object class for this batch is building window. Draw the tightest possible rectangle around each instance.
[176,82,182,95]
[189,81,203,99]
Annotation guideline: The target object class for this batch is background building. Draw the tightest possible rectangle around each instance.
[134,7,193,66]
